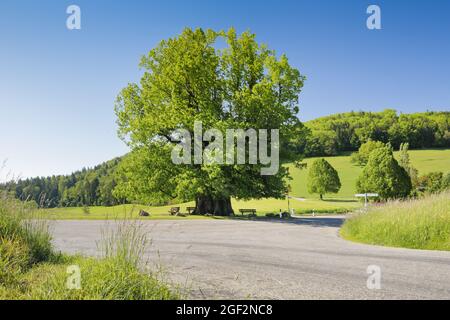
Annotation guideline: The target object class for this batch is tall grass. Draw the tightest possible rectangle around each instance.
[99,219,149,267]
[0,192,54,286]
[341,192,450,251]
[0,191,178,300]
[21,219,178,300]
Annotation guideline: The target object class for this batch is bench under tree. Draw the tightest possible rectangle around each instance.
[239,209,257,216]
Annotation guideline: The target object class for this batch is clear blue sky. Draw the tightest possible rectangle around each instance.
[1,0,449,179]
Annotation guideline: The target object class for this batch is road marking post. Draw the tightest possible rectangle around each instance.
[355,193,379,208]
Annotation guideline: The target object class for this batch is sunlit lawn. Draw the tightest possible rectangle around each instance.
[45,198,360,220]
[45,149,449,220]
[289,149,450,198]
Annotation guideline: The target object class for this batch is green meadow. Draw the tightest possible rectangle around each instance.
[45,198,361,220]
[289,148,450,198]
[46,149,450,220]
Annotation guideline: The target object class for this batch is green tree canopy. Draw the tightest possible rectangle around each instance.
[350,139,386,166]
[307,159,341,199]
[398,142,418,185]
[0,158,122,208]
[303,110,450,156]
[114,28,306,215]
[356,146,412,200]
[442,172,450,191]
[416,171,446,194]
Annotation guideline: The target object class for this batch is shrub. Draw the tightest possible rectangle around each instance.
[356,146,412,200]
[350,140,385,166]
[398,142,418,184]
[415,171,449,195]
[443,173,450,190]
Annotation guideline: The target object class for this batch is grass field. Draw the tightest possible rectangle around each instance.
[45,198,361,220]
[289,149,450,198]
[341,192,450,251]
[46,148,450,220]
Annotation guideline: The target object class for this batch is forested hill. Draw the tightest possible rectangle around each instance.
[301,110,449,156]
[2,109,449,208]
[1,157,124,208]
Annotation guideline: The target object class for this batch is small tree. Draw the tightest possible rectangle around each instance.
[416,172,444,194]
[398,142,418,185]
[351,140,385,166]
[356,146,412,200]
[307,159,341,200]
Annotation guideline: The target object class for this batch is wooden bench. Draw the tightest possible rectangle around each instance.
[169,207,180,216]
[186,207,196,215]
[239,209,256,216]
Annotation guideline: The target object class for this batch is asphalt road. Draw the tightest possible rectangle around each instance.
[51,217,450,299]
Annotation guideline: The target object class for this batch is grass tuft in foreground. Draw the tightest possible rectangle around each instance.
[1,254,176,300]
[0,193,178,300]
[341,192,450,251]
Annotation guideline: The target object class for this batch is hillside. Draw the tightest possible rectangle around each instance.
[289,149,450,198]
[302,110,450,156]
[3,109,449,208]
[1,157,124,208]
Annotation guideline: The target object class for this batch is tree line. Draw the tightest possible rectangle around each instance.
[1,158,124,208]
[300,109,450,157]
[1,111,448,208]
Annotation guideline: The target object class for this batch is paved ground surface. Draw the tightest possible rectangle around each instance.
[51,216,450,299]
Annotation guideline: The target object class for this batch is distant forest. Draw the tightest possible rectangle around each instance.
[301,109,450,156]
[1,158,125,208]
[2,110,449,208]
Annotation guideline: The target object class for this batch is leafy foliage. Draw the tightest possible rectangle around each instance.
[398,142,418,185]
[443,173,450,190]
[307,159,341,199]
[302,110,450,156]
[2,108,449,208]
[350,140,385,166]
[1,158,124,208]
[415,171,449,194]
[356,146,412,200]
[114,28,306,214]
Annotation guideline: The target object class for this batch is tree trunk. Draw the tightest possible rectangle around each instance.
[320,194,323,200]
[193,195,234,216]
